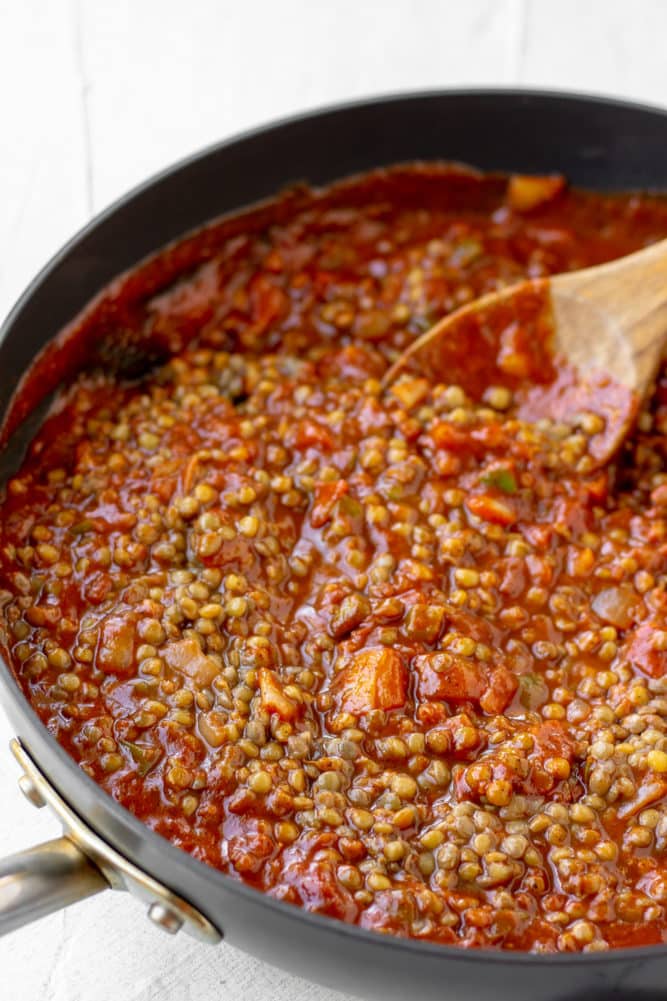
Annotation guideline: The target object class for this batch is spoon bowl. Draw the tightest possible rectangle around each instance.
[384,238,667,465]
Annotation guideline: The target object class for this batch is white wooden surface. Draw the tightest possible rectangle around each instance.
[2,2,667,998]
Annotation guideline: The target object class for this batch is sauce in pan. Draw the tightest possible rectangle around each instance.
[4,165,667,951]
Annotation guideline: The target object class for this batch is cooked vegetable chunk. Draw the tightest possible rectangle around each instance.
[331,647,407,715]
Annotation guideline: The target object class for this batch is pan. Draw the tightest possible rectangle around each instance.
[1,90,667,1001]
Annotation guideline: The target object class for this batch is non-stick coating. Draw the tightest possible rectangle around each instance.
[2,91,667,1001]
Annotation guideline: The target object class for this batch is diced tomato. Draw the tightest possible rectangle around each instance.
[552,496,592,537]
[227,818,276,875]
[288,419,334,452]
[320,345,385,382]
[479,666,518,714]
[272,858,359,922]
[360,890,421,936]
[330,647,407,715]
[258,667,302,720]
[429,422,476,453]
[531,720,576,762]
[434,450,462,476]
[157,720,207,769]
[471,423,510,451]
[621,621,667,678]
[248,274,289,331]
[414,652,486,703]
[310,479,348,528]
[446,609,499,645]
[84,572,114,605]
[525,553,554,587]
[497,557,527,598]
[163,637,220,688]
[415,650,517,716]
[97,616,135,675]
[356,396,393,435]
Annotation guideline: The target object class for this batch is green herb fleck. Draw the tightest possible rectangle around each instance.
[120,740,160,777]
[481,468,517,494]
[69,519,94,536]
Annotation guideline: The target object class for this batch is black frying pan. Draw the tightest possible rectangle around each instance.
[1,90,667,1001]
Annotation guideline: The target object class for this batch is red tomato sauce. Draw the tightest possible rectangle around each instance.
[3,164,667,952]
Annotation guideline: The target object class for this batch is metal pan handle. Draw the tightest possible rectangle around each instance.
[0,835,108,936]
[0,739,221,942]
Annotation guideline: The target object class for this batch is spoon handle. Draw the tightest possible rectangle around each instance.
[552,237,667,396]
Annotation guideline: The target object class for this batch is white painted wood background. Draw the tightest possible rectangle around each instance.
[1,2,667,998]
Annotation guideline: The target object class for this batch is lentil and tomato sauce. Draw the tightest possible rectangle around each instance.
[4,165,667,953]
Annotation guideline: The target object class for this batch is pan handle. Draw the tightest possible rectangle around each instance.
[2,739,221,942]
[0,835,108,936]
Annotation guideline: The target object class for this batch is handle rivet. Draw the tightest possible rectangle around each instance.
[18,774,46,809]
[148,902,183,935]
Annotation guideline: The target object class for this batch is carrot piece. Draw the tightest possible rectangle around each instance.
[467,493,516,526]
[507,174,566,212]
[390,377,431,410]
[331,647,407,715]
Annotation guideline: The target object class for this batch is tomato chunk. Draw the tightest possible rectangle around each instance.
[479,666,518,714]
[164,637,220,688]
[621,621,667,678]
[288,419,334,452]
[258,668,302,721]
[330,647,407,715]
[415,653,517,714]
[415,652,486,703]
[97,616,135,675]
[311,479,348,528]
[531,720,576,763]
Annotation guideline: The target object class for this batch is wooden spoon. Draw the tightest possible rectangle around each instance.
[384,238,667,464]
